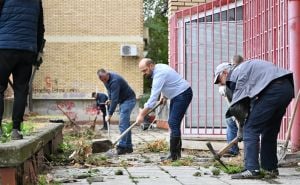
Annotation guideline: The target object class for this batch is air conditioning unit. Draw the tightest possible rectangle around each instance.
[120,44,138,57]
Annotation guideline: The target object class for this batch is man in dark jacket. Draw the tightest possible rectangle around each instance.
[214,59,294,179]
[92,92,108,130]
[0,0,45,140]
[97,69,136,155]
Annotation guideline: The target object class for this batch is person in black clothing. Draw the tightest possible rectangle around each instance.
[97,69,136,155]
[92,92,108,130]
[0,0,45,140]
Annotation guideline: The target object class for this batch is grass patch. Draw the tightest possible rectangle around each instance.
[171,156,194,166]
[1,121,35,143]
[214,163,244,174]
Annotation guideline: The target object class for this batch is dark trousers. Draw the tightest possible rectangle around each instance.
[100,106,107,128]
[168,87,193,137]
[243,78,294,171]
[0,49,35,130]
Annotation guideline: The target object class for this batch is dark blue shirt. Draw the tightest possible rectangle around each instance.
[104,72,136,115]
[0,0,45,53]
[95,93,108,109]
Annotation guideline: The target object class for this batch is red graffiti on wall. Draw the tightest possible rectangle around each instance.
[57,101,75,110]
[56,101,77,121]
[45,76,52,91]
[64,111,78,121]
[85,104,98,115]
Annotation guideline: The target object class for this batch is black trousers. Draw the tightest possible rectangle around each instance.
[100,106,107,127]
[0,49,35,130]
[243,78,294,171]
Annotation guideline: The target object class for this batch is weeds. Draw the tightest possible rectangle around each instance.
[193,171,202,177]
[214,162,244,174]
[1,121,35,143]
[38,175,61,185]
[120,160,129,168]
[115,169,124,175]
[170,156,194,166]
[210,167,221,176]
[86,154,110,166]
[144,139,168,152]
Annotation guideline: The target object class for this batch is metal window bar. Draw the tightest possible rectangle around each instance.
[171,0,243,137]
[243,0,289,140]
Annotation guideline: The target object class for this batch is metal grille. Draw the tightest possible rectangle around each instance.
[170,0,290,139]
[243,0,289,140]
[170,0,243,136]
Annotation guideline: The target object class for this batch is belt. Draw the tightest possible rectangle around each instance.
[273,77,287,84]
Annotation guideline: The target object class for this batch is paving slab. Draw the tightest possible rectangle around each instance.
[50,125,300,185]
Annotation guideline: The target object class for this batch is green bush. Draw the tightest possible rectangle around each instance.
[138,93,150,108]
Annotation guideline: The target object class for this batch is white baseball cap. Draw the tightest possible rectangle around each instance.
[214,62,232,84]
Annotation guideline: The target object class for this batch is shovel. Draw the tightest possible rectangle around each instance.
[278,89,300,161]
[90,114,98,131]
[94,102,161,153]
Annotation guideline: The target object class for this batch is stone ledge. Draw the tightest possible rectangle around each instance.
[0,122,63,167]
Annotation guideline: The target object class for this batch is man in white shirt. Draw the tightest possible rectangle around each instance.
[136,58,193,161]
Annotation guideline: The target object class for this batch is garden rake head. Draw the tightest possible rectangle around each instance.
[206,142,229,170]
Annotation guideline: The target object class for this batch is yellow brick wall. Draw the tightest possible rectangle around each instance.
[34,0,144,99]
[168,0,209,16]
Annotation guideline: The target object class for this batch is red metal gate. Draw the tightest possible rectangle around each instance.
[170,0,291,140]
[170,0,242,137]
[243,0,290,140]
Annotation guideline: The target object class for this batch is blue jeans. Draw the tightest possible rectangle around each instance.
[226,117,239,154]
[118,98,136,148]
[244,78,294,171]
[169,87,193,137]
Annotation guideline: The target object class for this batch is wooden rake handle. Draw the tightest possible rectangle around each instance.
[283,89,300,149]
[112,102,161,146]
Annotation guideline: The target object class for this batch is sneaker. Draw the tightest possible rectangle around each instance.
[116,146,133,155]
[11,129,23,140]
[231,169,262,179]
[100,127,108,131]
[263,169,279,179]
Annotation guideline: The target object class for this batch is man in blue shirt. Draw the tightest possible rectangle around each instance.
[0,0,45,140]
[97,69,136,155]
[92,92,108,130]
[136,58,193,161]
